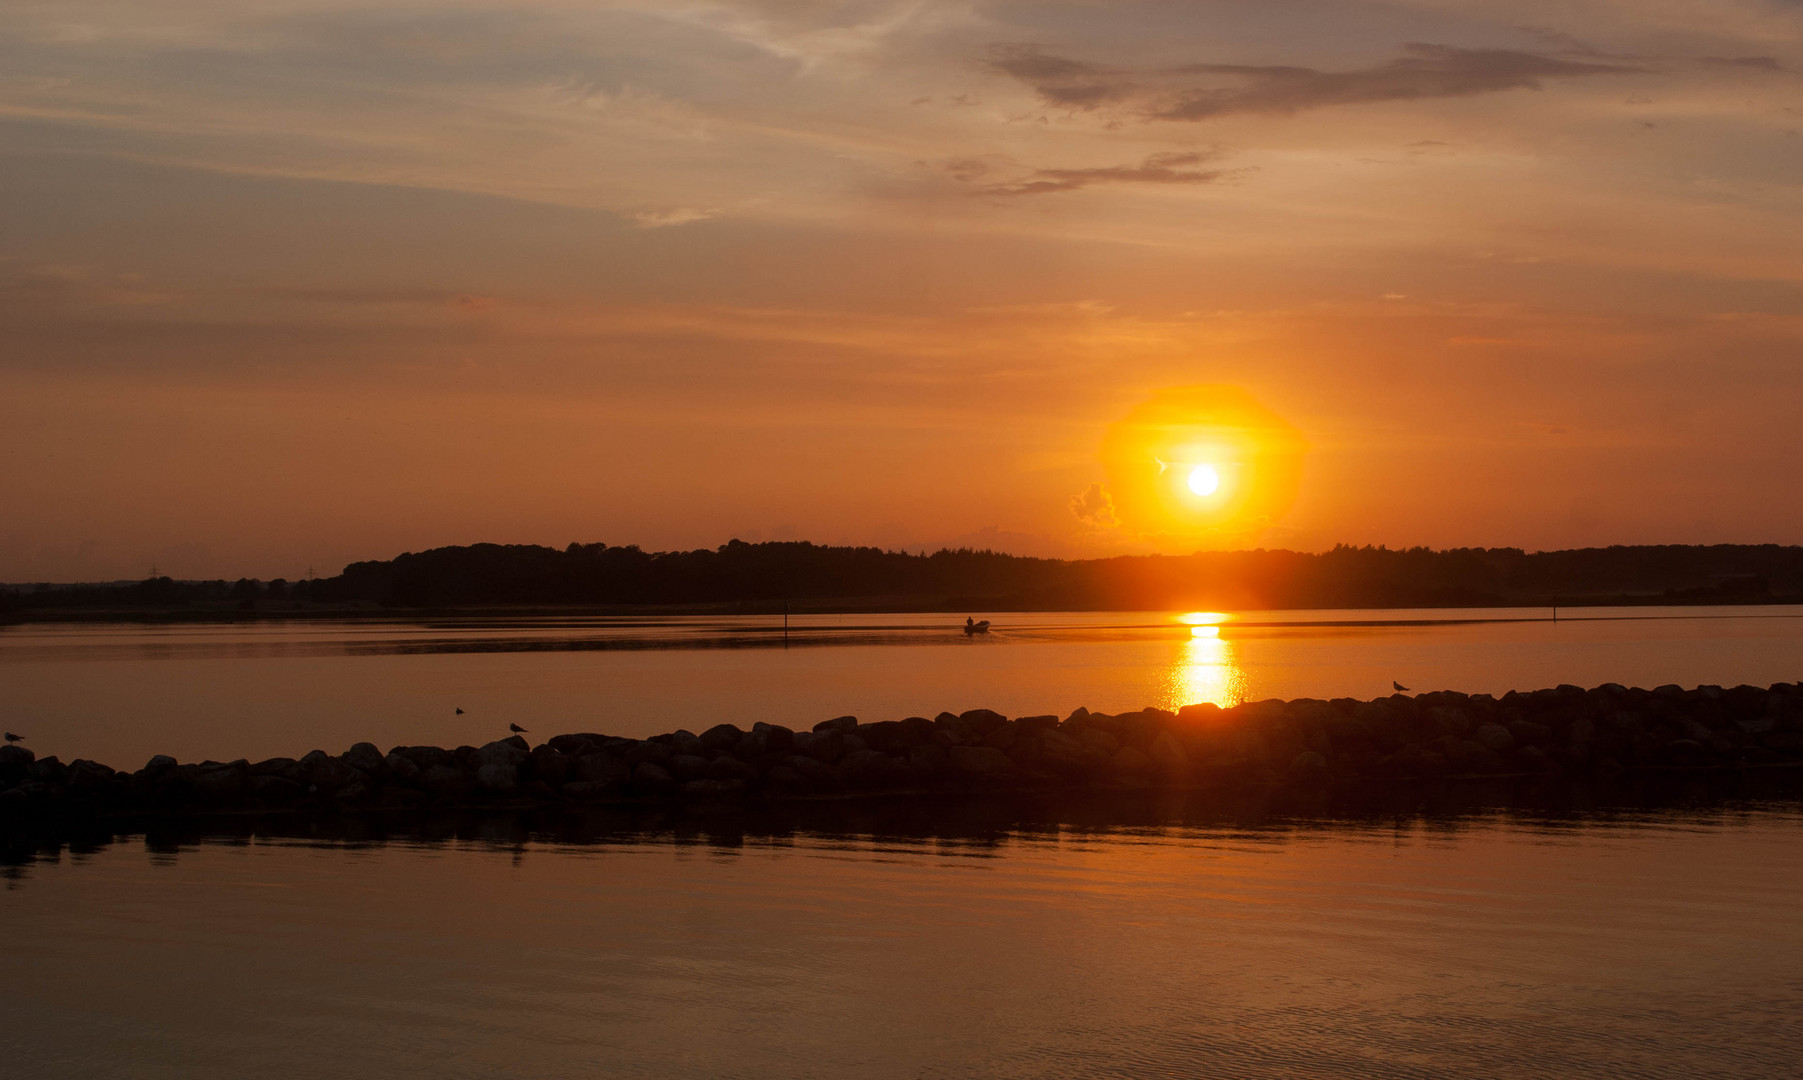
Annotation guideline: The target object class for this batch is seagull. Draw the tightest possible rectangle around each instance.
[1392,681,1410,692]
[455,708,464,715]
[3,732,21,744]
[509,723,528,734]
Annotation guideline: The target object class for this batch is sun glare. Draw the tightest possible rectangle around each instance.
[1187,465,1220,497]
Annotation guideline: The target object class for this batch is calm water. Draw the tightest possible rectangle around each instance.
[4,798,1802,1079]
[7,610,1803,1078]
[3,606,1803,766]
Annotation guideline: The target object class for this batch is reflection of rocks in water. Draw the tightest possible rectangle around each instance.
[3,683,1803,861]
[4,766,1802,886]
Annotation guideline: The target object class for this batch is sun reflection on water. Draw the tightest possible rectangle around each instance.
[1165,613,1247,711]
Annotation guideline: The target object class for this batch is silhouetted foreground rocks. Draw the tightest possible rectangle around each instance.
[5,682,1803,820]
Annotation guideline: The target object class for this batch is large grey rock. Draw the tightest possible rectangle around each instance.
[1147,731,1189,773]
[575,753,629,785]
[383,752,422,782]
[528,745,570,785]
[751,723,795,752]
[560,780,620,802]
[948,745,1013,776]
[794,731,846,763]
[192,761,248,800]
[300,749,361,790]
[670,754,711,782]
[705,756,759,782]
[1474,723,1515,753]
[812,715,858,734]
[699,724,744,753]
[248,774,305,803]
[142,754,178,776]
[1111,745,1153,776]
[476,740,529,770]
[475,762,519,793]
[632,762,675,788]
[341,742,387,775]
[420,764,473,798]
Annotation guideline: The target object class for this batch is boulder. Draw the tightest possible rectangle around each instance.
[419,764,474,798]
[751,722,795,752]
[192,761,248,801]
[341,742,387,775]
[670,754,711,782]
[475,762,519,794]
[625,741,673,768]
[248,774,305,803]
[1147,731,1190,774]
[1289,750,1330,782]
[0,745,33,780]
[812,715,858,734]
[560,780,621,802]
[958,709,1008,735]
[705,756,759,782]
[142,754,178,777]
[547,733,604,756]
[300,750,362,791]
[476,739,529,769]
[793,731,846,763]
[1111,745,1153,776]
[947,745,1013,777]
[383,752,422,782]
[575,753,629,785]
[699,724,744,753]
[632,762,676,789]
[1474,723,1515,753]
[528,745,570,785]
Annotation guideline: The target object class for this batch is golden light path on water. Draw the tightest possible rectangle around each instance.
[1165,612,1248,711]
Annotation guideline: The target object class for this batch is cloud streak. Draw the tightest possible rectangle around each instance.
[972,151,1227,196]
[991,43,1637,122]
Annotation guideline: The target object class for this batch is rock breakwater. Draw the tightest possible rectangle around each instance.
[4,682,1802,819]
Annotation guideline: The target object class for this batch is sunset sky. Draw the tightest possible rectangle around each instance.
[4,0,1802,580]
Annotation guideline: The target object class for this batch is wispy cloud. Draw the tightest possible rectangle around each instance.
[966,151,1228,196]
[990,42,1637,122]
[632,207,723,228]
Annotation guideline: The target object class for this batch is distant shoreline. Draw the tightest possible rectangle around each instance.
[8,595,1803,626]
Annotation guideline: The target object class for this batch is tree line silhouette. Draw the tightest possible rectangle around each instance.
[4,540,1802,614]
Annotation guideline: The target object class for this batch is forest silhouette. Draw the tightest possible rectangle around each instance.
[6,540,1801,614]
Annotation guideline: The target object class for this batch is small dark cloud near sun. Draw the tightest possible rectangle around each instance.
[987,41,1638,123]
[1069,483,1118,529]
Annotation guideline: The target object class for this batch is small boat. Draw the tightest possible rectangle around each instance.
[963,618,991,635]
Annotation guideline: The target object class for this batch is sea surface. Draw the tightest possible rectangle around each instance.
[2,606,1801,767]
[4,795,1802,1079]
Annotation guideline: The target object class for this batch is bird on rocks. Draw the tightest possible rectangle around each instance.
[1393,681,1410,692]
[3,732,22,744]
[509,723,528,734]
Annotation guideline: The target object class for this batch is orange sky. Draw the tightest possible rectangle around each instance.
[4,1,1803,579]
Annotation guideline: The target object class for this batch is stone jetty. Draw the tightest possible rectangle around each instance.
[4,682,1803,819]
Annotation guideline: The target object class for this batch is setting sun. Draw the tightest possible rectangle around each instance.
[1187,465,1220,497]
